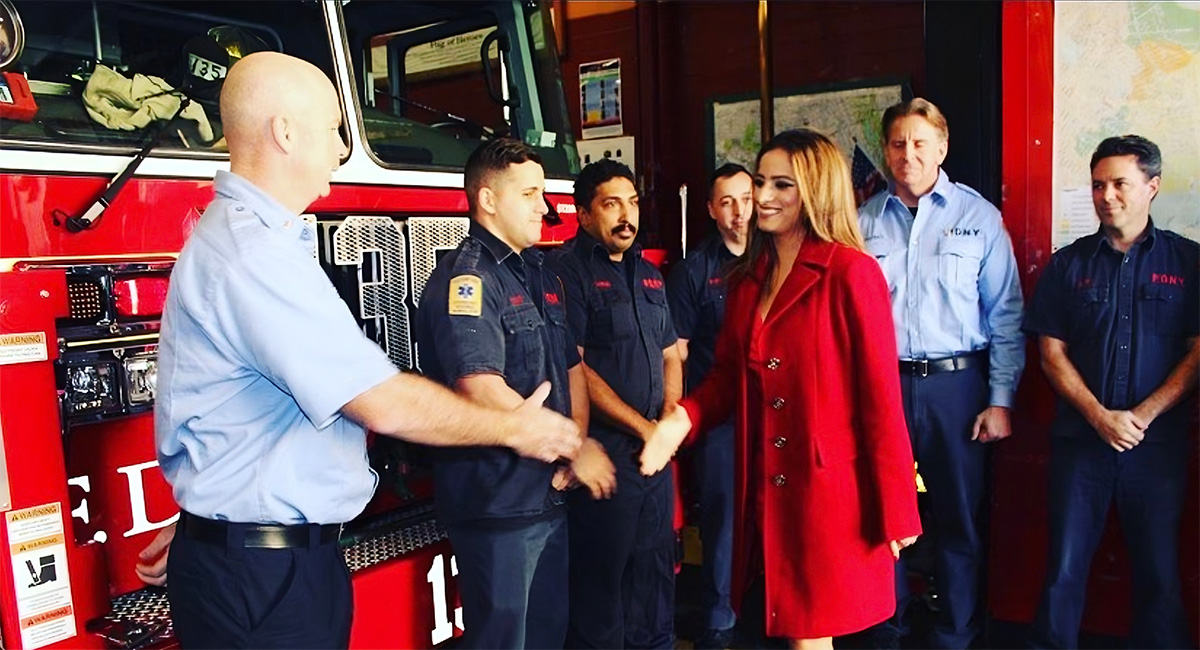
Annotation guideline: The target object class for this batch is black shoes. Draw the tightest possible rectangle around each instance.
[695,626,737,650]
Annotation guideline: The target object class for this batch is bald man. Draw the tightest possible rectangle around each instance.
[153,52,581,648]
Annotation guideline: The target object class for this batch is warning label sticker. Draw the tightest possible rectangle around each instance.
[6,503,75,648]
[0,332,48,366]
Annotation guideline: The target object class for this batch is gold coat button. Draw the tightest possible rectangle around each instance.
[772,474,787,487]
[767,358,781,370]
[773,436,787,448]
[771,397,785,410]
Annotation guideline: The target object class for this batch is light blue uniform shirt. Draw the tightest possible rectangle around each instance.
[858,170,1025,407]
[156,171,398,525]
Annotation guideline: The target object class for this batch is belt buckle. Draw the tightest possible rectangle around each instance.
[916,359,929,378]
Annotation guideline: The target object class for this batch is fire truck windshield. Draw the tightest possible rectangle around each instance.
[343,0,579,178]
[0,0,579,177]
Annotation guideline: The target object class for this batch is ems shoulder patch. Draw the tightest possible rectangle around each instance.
[448,275,483,316]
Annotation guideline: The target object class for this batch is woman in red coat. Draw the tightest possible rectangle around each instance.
[642,129,922,649]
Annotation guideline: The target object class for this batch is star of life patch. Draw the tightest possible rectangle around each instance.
[448,275,483,316]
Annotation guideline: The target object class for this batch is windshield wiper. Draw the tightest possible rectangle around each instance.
[54,95,193,233]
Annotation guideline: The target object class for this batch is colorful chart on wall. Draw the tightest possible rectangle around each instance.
[1053,1,1200,251]
[707,78,907,186]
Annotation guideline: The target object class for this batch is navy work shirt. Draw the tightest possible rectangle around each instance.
[667,233,737,392]
[1024,222,1199,444]
[417,221,579,526]
[547,229,678,445]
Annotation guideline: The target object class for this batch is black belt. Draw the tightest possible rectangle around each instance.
[899,351,986,378]
[180,511,342,549]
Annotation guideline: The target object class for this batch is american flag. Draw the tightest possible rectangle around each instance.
[851,143,886,207]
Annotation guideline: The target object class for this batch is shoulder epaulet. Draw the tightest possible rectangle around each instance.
[954,182,985,200]
[451,237,485,275]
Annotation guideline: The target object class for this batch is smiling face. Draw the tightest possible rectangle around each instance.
[480,159,548,252]
[580,176,640,259]
[752,148,801,237]
[884,114,947,206]
[1091,154,1158,236]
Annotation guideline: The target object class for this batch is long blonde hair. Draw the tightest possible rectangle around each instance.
[731,128,864,280]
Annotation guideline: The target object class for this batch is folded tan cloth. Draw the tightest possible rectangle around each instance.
[83,64,214,142]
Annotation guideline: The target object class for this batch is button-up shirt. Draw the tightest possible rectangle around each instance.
[667,233,737,392]
[156,171,398,525]
[1023,222,1199,444]
[858,170,1025,407]
[547,229,678,445]
[417,221,578,525]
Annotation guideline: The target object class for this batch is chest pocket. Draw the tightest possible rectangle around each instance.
[502,303,545,375]
[1141,283,1185,338]
[544,299,570,353]
[938,236,984,291]
[700,280,726,331]
[865,238,904,294]
[1070,285,1110,339]
[588,289,637,346]
[639,285,671,343]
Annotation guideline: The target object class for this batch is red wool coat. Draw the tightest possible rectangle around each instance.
[679,237,921,639]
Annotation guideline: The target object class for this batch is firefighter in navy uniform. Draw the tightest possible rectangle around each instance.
[416,138,614,650]
[547,159,684,649]
[1026,135,1199,650]
[665,163,752,649]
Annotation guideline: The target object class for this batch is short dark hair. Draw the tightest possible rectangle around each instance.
[574,159,635,213]
[708,162,751,199]
[1089,134,1161,180]
[464,138,543,212]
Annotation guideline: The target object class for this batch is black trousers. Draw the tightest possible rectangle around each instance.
[167,520,352,649]
[886,366,990,649]
[1030,436,1191,649]
[565,444,676,650]
[446,512,569,649]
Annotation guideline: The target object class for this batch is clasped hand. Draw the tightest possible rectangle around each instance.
[638,404,692,476]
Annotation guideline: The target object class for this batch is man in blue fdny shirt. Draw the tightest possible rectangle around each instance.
[858,98,1025,649]
[666,162,751,650]
[416,138,615,649]
[153,52,580,649]
[1025,135,1198,649]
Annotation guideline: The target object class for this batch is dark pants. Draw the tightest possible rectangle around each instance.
[445,512,569,649]
[566,442,676,649]
[1030,436,1191,649]
[167,521,351,649]
[695,420,736,632]
[885,366,989,649]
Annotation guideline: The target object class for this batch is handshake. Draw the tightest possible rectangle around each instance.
[638,404,694,476]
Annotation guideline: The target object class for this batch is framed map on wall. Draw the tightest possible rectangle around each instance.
[1053,1,1200,250]
[706,77,909,190]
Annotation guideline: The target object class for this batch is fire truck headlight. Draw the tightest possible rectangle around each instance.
[124,356,158,404]
[65,362,119,414]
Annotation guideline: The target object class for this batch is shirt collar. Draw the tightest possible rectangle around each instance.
[885,168,953,210]
[213,171,308,242]
[572,227,642,262]
[704,232,740,261]
[1087,217,1159,258]
[468,220,519,264]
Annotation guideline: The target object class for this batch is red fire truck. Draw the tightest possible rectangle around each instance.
[0,1,580,647]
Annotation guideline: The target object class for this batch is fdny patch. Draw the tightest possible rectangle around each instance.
[449,275,483,316]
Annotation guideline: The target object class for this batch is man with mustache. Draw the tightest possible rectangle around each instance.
[547,159,684,649]
[666,162,752,649]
